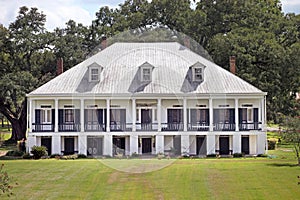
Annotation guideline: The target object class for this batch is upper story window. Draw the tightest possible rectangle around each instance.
[88,62,103,82]
[191,62,206,82]
[139,62,154,82]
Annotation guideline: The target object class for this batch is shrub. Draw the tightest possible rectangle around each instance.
[50,154,61,159]
[77,154,87,159]
[22,153,32,159]
[206,154,217,158]
[268,139,276,150]
[130,152,139,158]
[30,146,48,159]
[257,154,268,157]
[62,154,78,160]
[233,153,244,158]
[5,150,24,157]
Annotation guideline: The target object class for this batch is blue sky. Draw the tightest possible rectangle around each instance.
[0,0,299,30]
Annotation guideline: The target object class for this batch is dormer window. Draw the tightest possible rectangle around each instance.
[88,62,102,82]
[191,62,206,82]
[140,62,154,82]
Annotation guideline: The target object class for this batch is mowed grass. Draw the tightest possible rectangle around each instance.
[1,149,300,200]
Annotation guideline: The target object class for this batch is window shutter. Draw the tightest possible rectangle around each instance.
[75,109,80,124]
[254,108,259,122]
[52,109,55,125]
[204,109,209,124]
[35,109,41,124]
[97,109,103,124]
[84,109,88,124]
[58,109,64,124]
[213,109,219,123]
[229,109,235,124]
[121,109,126,124]
[190,109,197,123]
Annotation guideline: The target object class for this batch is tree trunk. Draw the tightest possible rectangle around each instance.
[298,157,300,166]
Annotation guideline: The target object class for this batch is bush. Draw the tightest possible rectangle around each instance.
[30,146,48,159]
[268,139,276,150]
[130,152,139,158]
[22,153,32,159]
[206,154,217,158]
[5,150,24,157]
[257,154,268,157]
[61,154,78,160]
[233,153,244,158]
[50,154,61,159]
[77,154,87,159]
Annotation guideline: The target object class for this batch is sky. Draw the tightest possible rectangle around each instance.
[0,0,299,31]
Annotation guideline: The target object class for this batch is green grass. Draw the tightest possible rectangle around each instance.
[0,149,299,200]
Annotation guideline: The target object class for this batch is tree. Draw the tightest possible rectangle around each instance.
[0,7,56,141]
[280,116,300,166]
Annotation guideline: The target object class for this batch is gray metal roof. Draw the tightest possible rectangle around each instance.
[29,42,265,96]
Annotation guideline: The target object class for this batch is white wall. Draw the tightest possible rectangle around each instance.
[164,136,173,150]
[189,135,196,155]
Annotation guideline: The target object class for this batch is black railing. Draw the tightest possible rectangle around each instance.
[188,122,209,131]
[161,123,184,131]
[85,123,106,132]
[213,122,235,131]
[32,123,54,132]
[58,123,81,132]
[136,123,158,131]
[239,122,261,131]
[110,123,132,132]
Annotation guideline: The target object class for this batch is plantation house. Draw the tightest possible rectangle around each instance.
[26,42,267,157]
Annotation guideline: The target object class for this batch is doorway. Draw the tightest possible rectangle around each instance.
[87,137,103,156]
[41,137,52,155]
[113,137,125,155]
[242,136,250,154]
[142,138,152,154]
[64,137,74,155]
[219,136,229,155]
[141,109,152,130]
[196,136,206,155]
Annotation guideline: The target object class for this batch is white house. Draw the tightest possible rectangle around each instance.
[26,42,267,157]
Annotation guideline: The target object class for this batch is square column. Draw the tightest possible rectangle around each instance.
[155,135,164,154]
[106,99,110,132]
[80,99,85,132]
[52,134,61,154]
[181,135,189,155]
[183,98,187,132]
[103,134,112,156]
[157,98,162,131]
[78,134,87,155]
[209,98,213,132]
[55,99,59,132]
[235,98,239,131]
[132,98,136,131]
[130,134,139,155]
[28,99,32,132]
[257,133,266,155]
[232,133,241,154]
[206,134,215,155]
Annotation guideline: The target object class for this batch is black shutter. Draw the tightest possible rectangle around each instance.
[103,109,107,124]
[229,109,235,124]
[238,108,243,124]
[97,109,103,124]
[254,108,259,122]
[205,109,209,124]
[167,109,172,123]
[75,109,80,124]
[84,109,88,124]
[35,109,41,124]
[58,109,64,124]
[190,109,197,123]
[52,109,55,125]
[120,109,126,124]
[213,109,219,123]
[179,109,183,123]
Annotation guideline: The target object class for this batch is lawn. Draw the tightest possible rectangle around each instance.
[1,149,299,200]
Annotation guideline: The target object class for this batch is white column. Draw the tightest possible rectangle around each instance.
[103,134,112,156]
[235,98,239,132]
[80,99,85,132]
[183,98,187,132]
[130,134,139,155]
[206,134,215,155]
[209,98,213,132]
[155,135,164,154]
[232,133,241,154]
[132,98,136,132]
[27,135,36,153]
[78,134,87,155]
[55,99,59,132]
[52,134,61,154]
[28,99,32,132]
[106,99,110,132]
[157,98,162,132]
[181,135,189,155]
[257,133,266,155]
[261,97,266,131]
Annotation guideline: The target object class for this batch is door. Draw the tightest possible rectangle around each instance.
[219,136,229,155]
[87,137,103,156]
[242,136,250,154]
[141,109,152,130]
[142,138,152,154]
[41,137,52,155]
[64,137,74,155]
[173,136,181,155]
[196,136,206,155]
[113,137,125,155]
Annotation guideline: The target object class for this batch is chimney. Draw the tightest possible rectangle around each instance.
[101,36,107,50]
[57,58,63,75]
[229,56,236,75]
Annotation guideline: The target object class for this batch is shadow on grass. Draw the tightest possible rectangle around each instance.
[267,163,299,167]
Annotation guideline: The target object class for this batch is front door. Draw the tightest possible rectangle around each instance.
[113,137,125,155]
[64,137,74,155]
[41,137,52,155]
[219,136,229,155]
[142,138,152,154]
[87,137,103,156]
[196,136,206,155]
[141,109,152,130]
[242,136,250,154]
[173,136,181,155]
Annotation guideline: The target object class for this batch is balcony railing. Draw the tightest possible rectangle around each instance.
[188,122,209,131]
[213,122,235,131]
[58,123,81,132]
[85,122,106,132]
[32,123,54,132]
[162,123,184,131]
[110,123,132,132]
[239,122,261,131]
[136,123,158,131]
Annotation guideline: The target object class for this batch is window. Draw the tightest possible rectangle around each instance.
[141,67,151,82]
[88,62,102,82]
[41,109,51,123]
[191,62,206,82]
[65,109,74,123]
[91,68,99,81]
[193,67,203,82]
